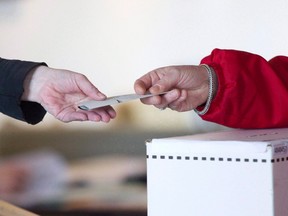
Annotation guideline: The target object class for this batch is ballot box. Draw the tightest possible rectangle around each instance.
[146,128,288,216]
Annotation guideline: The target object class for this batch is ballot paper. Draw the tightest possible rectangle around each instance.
[78,92,166,110]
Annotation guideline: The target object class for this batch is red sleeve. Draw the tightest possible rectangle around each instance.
[200,48,288,129]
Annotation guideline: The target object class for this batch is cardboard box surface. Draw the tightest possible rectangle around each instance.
[146,128,288,216]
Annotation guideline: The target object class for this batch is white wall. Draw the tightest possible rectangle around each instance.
[1,0,288,131]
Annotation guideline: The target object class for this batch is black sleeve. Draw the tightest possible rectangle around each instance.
[0,57,47,125]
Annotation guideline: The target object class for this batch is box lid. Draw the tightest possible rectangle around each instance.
[147,128,288,155]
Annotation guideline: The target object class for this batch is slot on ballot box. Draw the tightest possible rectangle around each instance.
[146,128,288,216]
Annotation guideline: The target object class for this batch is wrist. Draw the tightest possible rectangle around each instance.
[194,64,218,115]
[210,66,218,99]
[21,65,49,104]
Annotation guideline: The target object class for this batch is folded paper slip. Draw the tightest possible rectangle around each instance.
[78,92,166,110]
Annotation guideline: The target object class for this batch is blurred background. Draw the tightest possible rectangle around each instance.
[0,0,288,215]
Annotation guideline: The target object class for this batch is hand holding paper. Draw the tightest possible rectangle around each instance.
[134,65,211,112]
[78,92,167,110]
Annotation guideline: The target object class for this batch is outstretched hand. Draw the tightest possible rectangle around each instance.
[22,66,116,123]
[134,65,210,112]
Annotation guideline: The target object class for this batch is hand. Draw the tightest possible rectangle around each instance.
[134,65,211,112]
[22,66,116,123]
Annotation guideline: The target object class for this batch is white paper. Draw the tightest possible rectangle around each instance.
[78,92,166,110]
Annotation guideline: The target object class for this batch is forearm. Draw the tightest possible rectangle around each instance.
[200,49,288,128]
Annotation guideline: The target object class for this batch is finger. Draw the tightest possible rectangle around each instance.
[75,74,107,100]
[107,108,117,119]
[134,69,166,95]
[154,104,168,110]
[89,107,117,123]
[168,90,190,111]
[140,89,180,108]
[134,79,149,95]
[147,66,185,95]
[152,89,181,106]
[61,111,100,122]
[77,105,115,122]
[135,71,157,89]
[140,95,162,105]
[169,89,187,104]
[148,76,178,94]
[160,89,181,104]
[151,89,180,110]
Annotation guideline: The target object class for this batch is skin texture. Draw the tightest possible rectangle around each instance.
[134,65,212,112]
[22,66,116,123]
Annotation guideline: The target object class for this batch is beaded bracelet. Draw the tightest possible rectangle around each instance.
[194,64,215,115]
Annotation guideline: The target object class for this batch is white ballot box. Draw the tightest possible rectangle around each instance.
[146,128,288,216]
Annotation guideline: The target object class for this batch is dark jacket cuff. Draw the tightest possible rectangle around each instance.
[0,58,47,124]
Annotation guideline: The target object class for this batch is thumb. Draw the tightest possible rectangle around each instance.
[149,76,176,94]
[76,75,106,100]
